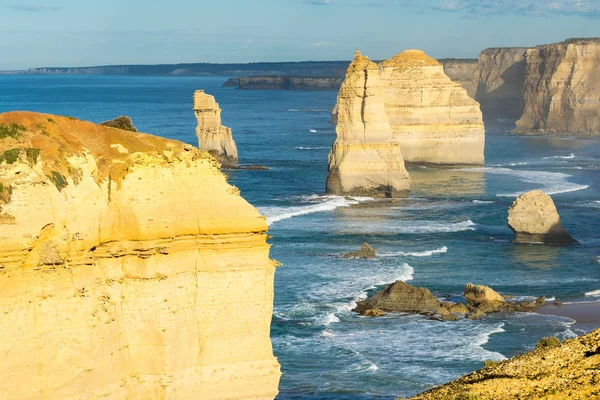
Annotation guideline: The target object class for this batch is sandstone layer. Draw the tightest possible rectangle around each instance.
[379,50,485,165]
[0,112,280,399]
[515,38,600,135]
[474,48,528,118]
[411,329,600,399]
[326,51,411,197]
[508,190,577,244]
[193,90,238,166]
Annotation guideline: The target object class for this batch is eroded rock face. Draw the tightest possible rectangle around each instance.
[326,51,411,198]
[411,328,600,400]
[440,59,479,99]
[507,190,577,244]
[379,50,485,166]
[464,283,507,313]
[474,48,528,118]
[354,280,440,315]
[515,38,600,135]
[100,116,137,132]
[0,112,280,399]
[194,90,239,166]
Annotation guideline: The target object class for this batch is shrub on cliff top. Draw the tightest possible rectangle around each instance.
[536,336,561,350]
[0,123,26,139]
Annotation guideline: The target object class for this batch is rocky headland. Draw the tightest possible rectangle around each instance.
[515,38,600,135]
[507,189,577,244]
[222,76,343,90]
[0,112,280,399]
[193,90,239,167]
[411,328,600,399]
[325,51,411,198]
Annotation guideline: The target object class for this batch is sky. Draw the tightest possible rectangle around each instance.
[0,0,599,69]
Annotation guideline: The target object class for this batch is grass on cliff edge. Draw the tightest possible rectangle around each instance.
[0,123,26,140]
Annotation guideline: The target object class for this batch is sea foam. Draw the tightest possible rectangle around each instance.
[380,246,448,257]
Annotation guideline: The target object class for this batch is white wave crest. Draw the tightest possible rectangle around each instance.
[473,200,494,204]
[341,220,476,235]
[260,195,372,226]
[380,246,448,258]
[543,153,575,160]
[309,129,317,133]
[585,289,600,297]
[295,146,329,150]
[460,167,589,196]
[470,322,506,361]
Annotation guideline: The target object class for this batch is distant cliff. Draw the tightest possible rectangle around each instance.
[475,47,529,118]
[439,59,478,98]
[0,111,281,399]
[222,76,343,90]
[515,38,600,135]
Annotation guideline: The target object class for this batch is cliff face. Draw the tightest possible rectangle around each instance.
[515,39,600,135]
[411,328,600,399]
[193,90,238,166]
[228,76,342,90]
[380,50,485,165]
[474,48,528,118]
[440,59,478,99]
[326,51,411,197]
[0,112,281,399]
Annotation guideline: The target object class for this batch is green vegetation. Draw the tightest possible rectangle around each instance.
[66,116,77,120]
[68,166,83,185]
[3,149,21,164]
[0,182,13,204]
[536,336,561,350]
[47,118,56,124]
[26,148,40,165]
[107,175,112,202]
[483,360,499,368]
[48,171,68,192]
[0,123,26,139]
[36,123,50,136]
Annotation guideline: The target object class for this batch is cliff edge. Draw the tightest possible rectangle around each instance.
[0,112,280,399]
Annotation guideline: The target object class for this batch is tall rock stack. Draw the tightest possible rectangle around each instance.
[193,90,238,166]
[326,51,411,198]
[515,38,600,135]
[0,112,280,399]
[379,50,485,165]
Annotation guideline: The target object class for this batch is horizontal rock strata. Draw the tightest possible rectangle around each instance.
[0,112,280,399]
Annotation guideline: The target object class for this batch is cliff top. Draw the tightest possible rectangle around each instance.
[0,111,208,189]
[560,37,600,45]
[193,90,220,111]
[381,50,440,67]
[412,328,600,399]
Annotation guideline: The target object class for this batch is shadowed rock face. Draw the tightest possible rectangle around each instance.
[326,51,411,198]
[515,38,600,135]
[0,111,280,399]
[508,190,577,244]
[341,242,377,259]
[100,116,137,132]
[411,328,600,400]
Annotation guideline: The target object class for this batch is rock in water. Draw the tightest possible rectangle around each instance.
[354,280,440,315]
[100,115,137,132]
[515,38,600,135]
[0,111,280,399]
[379,50,485,166]
[410,328,600,400]
[326,50,411,198]
[193,90,239,167]
[341,242,377,259]
[507,190,577,244]
[464,283,507,313]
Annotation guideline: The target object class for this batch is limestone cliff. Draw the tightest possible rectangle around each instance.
[440,59,478,99]
[326,51,411,197]
[193,90,238,166]
[0,112,280,399]
[380,50,485,165]
[411,328,600,399]
[515,38,600,135]
[474,47,528,118]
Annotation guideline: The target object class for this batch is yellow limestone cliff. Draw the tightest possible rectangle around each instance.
[326,51,411,197]
[379,50,485,165]
[193,90,239,166]
[0,112,280,399]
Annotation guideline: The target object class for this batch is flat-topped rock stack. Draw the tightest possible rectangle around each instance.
[326,51,411,198]
[193,90,238,166]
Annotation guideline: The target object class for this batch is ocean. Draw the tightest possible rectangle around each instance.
[1,75,599,399]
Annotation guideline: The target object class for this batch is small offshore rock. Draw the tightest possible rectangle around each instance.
[355,280,440,314]
[464,283,506,313]
[341,243,377,259]
[535,296,547,305]
[444,302,469,315]
[363,308,385,317]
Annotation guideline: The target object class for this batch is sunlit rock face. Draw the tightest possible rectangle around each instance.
[0,112,280,400]
[194,90,239,166]
[379,50,485,166]
[515,38,600,135]
[326,51,411,198]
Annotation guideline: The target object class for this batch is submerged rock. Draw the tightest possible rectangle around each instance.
[507,190,577,244]
[341,242,377,259]
[100,116,137,132]
[411,328,600,399]
[354,280,440,315]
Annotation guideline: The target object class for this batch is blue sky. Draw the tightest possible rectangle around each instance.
[0,0,599,69]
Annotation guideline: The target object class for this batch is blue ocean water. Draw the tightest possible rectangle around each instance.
[1,75,600,399]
